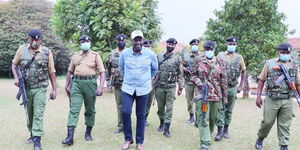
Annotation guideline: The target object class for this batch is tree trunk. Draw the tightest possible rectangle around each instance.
[243,73,249,99]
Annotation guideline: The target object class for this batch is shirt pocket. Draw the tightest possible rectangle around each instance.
[124,57,136,69]
[138,58,151,69]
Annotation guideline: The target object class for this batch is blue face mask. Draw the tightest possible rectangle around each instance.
[205,51,214,59]
[279,54,291,61]
[191,45,198,52]
[227,45,237,52]
[81,42,91,51]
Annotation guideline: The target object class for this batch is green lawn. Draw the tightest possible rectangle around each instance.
[0,78,299,150]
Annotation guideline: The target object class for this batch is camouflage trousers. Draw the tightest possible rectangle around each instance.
[114,86,123,127]
[146,90,155,117]
[155,87,176,123]
[257,96,293,146]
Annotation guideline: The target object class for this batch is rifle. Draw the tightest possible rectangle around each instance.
[16,66,29,124]
[192,84,209,127]
[273,64,300,108]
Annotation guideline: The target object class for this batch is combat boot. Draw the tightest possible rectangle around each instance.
[186,113,195,124]
[214,126,223,141]
[157,119,164,132]
[255,137,264,150]
[194,115,198,128]
[26,132,34,144]
[33,136,42,150]
[62,126,75,145]
[163,123,171,138]
[280,145,288,150]
[85,126,93,141]
[223,124,229,138]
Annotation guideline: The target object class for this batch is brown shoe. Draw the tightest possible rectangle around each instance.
[136,144,144,150]
[121,140,134,150]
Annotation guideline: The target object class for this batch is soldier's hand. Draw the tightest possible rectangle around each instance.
[50,89,57,100]
[256,97,263,108]
[65,86,71,98]
[177,88,183,96]
[108,85,113,93]
[14,78,20,87]
[96,87,104,96]
[237,86,243,93]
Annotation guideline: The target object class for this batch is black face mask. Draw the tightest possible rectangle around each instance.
[166,46,175,52]
[117,41,126,49]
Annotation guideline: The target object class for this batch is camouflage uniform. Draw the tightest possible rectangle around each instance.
[182,49,200,123]
[191,55,228,149]
[154,52,184,136]
[106,48,124,129]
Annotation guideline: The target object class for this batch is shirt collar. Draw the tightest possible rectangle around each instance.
[131,47,143,55]
[226,51,234,55]
[79,50,90,55]
[29,45,42,53]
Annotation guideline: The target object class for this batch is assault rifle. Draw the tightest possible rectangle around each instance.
[16,66,29,123]
[273,64,300,108]
[192,84,209,126]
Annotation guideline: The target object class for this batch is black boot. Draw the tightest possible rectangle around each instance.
[194,115,198,128]
[280,145,288,150]
[157,119,164,132]
[255,137,264,150]
[214,126,223,141]
[62,127,75,145]
[163,123,171,138]
[33,136,42,150]
[26,132,34,144]
[186,113,195,124]
[85,126,93,141]
[223,124,229,138]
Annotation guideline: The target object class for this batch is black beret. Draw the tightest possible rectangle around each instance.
[166,38,177,44]
[189,39,200,45]
[79,34,92,42]
[27,29,42,39]
[277,42,292,51]
[143,40,152,45]
[226,36,238,42]
[116,34,126,41]
[204,40,216,49]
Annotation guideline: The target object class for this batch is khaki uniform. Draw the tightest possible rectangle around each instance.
[106,48,123,128]
[256,57,299,146]
[154,52,184,124]
[216,52,246,126]
[191,56,228,149]
[12,44,55,137]
[67,50,105,127]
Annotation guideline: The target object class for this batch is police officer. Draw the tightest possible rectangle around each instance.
[182,39,201,125]
[215,37,247,141]
[191,41,228,150]
[106,33,127,133]
[255,43,300,150]
[11,29,57,150]
[153,38,184,138]
[62,34,105,145]
[142,40,155,126]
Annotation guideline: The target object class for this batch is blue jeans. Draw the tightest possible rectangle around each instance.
[121,91,149,144]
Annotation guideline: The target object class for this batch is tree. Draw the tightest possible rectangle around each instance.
[51,0,162,62]
[0,0,70,76]
[204,0,291,98]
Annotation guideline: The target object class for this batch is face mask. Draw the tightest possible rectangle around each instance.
[227,45,237,52]
[191,45,198,52]
[81,42,91,51]
[117,41,126,49]
[205,51,214,59]
[279,54,291,61]
[167,46,175,52]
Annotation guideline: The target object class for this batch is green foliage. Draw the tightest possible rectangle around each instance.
[52,0,162,62]
[0,0,70,76]
[204,0,289,77]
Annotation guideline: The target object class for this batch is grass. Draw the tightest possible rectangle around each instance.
[0,78,300,150]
